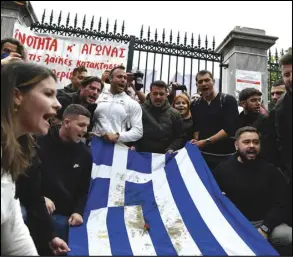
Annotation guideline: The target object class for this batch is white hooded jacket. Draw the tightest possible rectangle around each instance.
[93,90,143,143]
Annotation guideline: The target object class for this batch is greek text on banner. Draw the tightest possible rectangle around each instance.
[13,23,129,88]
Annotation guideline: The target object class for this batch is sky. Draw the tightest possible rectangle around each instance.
[30,1,292,93]
[31,1,292,51]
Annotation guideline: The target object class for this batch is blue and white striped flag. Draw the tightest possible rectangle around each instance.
[68,137,278,256]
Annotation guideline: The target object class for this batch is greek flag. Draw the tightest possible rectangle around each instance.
[68,137,278,256]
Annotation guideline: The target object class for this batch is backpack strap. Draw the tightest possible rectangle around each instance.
[219,92,227,109]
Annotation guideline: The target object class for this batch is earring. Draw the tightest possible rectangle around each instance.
[14,105,19,113]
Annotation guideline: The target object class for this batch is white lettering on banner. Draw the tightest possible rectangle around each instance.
[13,23,129,88]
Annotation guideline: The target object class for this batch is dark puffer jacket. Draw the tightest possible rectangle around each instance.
[135,100,185,154]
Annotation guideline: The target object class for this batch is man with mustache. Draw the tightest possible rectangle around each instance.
[93,66,143,144]
[190,70,240,171]
[213,126,292,252]
[238,88,269,142]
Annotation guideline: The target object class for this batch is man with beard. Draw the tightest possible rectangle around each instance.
[93,66,143,144]
[238,88,269,144]
[57,76,103,136]
[135,80,185,154]
[190,70,240,171]
[213,126,292,251]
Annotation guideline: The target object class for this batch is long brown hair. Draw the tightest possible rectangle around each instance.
[172,94,191,118]
[1,61,57,181]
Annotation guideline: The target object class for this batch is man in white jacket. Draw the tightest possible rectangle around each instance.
[93,66,143,144]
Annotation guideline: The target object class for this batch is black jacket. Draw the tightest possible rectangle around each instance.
[239,111,269,137]
[135,100,185,153]
[275,91,292,180]
[58,84,77,94]
[36,126,92,216]
[214,155,289,231]
[16,154,57,243]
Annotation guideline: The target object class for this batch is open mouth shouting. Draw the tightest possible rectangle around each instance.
[87,95,97,104]
[43,112,57,127]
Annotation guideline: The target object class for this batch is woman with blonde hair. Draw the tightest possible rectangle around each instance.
[172,94,194,142]
[1,61,61,255]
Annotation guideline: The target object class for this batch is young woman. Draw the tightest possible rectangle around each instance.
[1,61,61,255]
[172,94,194,142]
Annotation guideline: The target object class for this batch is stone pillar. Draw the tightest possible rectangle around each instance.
[1,1,38,39]
[216,26,278,106]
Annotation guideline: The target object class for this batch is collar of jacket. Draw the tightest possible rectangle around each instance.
[145,99,170,112]
[103,89,127,97]
[64,84,77,93]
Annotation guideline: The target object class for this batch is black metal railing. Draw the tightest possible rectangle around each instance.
[267,48,284,103]
[30,10,224,94]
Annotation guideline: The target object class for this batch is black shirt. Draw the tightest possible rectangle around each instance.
[239,111,269,137]
[190,93,239,154]
[182,116,194,142]
[275,91,292,179]
[214,155,288,231]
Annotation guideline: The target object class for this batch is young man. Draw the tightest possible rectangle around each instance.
[93,66,143,144]
[135,80,185,154]
[271,79,286,106]
[190,70,240,171]
[59,66,88,94]
[1,38,26,65]
[214,127,292,251]
[38,104,92,242]
[238,88,269,137]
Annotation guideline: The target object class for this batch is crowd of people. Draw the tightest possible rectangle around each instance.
[1,37,292,256]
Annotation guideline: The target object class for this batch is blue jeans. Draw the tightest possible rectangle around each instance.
[52,214,69,242]
[21,205,69,242]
